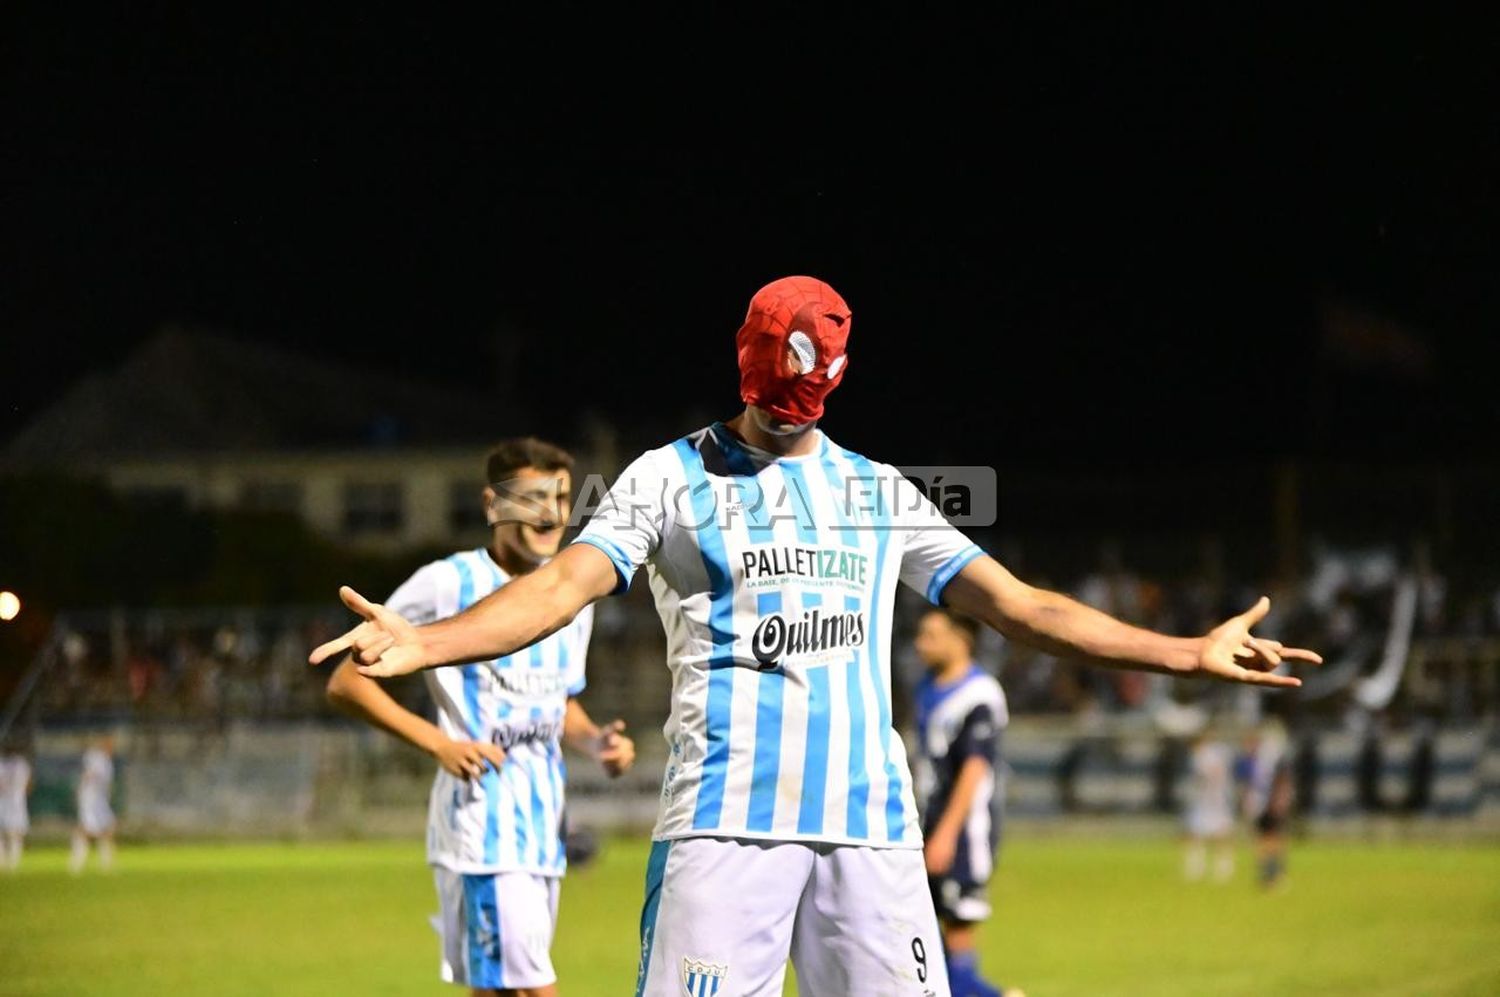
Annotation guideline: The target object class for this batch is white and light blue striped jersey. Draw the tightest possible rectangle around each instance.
[77,748,113,808]
[0,756,31,830]
[1185,740,1235,828]
[573,422,985,849]
[386,548,594,876]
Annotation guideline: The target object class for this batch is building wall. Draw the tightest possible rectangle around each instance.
[95,449,493,552]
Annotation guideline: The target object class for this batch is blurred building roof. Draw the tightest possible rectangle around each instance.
[4,329,511,463]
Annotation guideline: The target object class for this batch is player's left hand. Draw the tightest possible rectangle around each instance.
[596,720,635,778]
[308,586,427,677]
[924,829,957,876]
[1195,597,1322,688]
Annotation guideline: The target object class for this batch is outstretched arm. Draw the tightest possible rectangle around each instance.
[942,555,1321,687]
[310,544,618,678]
[325,658,505,779]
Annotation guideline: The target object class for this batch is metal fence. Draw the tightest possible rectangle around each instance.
[13,718,1498,840]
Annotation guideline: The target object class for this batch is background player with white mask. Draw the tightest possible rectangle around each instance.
[325,437,636,997]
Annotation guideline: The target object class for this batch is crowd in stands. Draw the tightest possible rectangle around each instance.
[26,544,1500,732]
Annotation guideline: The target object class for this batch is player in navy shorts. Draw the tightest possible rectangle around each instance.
[913,607,1023,997]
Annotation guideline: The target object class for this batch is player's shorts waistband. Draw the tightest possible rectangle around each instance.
[650,828,922,851]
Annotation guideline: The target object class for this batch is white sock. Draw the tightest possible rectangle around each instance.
[1184,841,1207,881]
[69,831,88,874]
[1213,848,1235,883]
[0,834,14,870]
[5,833,21,870]
[98,838,115,872]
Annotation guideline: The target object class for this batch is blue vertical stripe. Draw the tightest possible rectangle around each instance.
[546,743,566,872]
[451,555,481,740]
[511,796,531,865]
[475,673,503,866]
[846,452,909,841]
[472,553,508,864]
[526,754,549,869]
[452,554,504,866]
[739,476,774,544]
[635,840,672,997]
[675,438,739,832]
[817,453,860,548]
[779,462,820,543]
[479,551,504,591]
[463,873,503,988]
[525,701,546,868]
[842,591,870,838]
[500,761,529,866]
[529,640,545,668]
[746,592,785,832]
[797,591,830,836]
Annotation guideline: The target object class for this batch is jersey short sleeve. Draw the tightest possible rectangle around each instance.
[893,475,985,605]
[951,703,1000,766]
[386,561,461,626]
[571,450,671,594]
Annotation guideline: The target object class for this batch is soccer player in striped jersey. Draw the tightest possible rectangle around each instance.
[1182,731,1236,883]
[912,608,1021,997]
[325,437,636,997]
[313,277,1322,996]
[0,742,33,871]
[70,734,116,874]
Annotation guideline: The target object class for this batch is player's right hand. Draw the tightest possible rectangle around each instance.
[924,829,957,876]
[432,737,506,780]
[308,586,427,677]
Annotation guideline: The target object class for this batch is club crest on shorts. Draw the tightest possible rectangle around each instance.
[681,956,727,996]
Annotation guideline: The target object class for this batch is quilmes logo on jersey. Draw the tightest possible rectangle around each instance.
[751,606,866,669]
[681,957,727,997]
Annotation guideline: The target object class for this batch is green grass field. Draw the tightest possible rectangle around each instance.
[2,836,1497,996]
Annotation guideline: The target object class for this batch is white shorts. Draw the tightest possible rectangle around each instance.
[636,836,950,997]
[1186,808,1233,839]
[432,866,560,990]
[77,797,114,836]
[0,804,27,835]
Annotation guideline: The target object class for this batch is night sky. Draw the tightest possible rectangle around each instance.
[5,10,1497,468]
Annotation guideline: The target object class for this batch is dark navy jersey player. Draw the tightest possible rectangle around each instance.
[912,607,1020,997]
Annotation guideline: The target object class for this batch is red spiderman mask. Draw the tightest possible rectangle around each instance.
[735,276,852,426]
